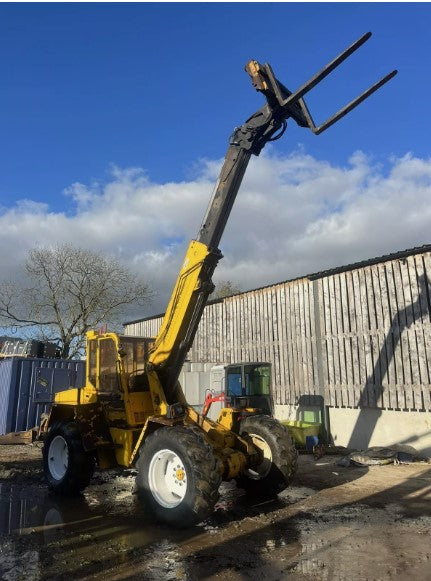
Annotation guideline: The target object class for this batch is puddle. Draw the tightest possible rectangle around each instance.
[0,480,178,580]
[1,474,310,580]
[0,481,147,538]
[0,477,298,581]
[3,454,428,581]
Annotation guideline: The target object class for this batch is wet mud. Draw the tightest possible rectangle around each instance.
[1,444,431,580]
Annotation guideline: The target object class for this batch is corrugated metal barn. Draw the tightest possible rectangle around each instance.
[125,245,431,454]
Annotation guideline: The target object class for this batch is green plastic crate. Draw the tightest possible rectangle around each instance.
[281,420,321,447]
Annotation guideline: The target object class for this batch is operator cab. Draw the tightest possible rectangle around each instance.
[226,362,274,416]
[87,334,154,396]
[118,336,155,392]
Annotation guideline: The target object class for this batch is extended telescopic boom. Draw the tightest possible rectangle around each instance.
[148,32,397,402]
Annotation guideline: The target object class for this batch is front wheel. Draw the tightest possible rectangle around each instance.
[135,425,221,527]
[237,415,297,497]
[43,421,95,495]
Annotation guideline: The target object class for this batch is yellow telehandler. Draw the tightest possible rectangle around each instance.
[42,33,396,526]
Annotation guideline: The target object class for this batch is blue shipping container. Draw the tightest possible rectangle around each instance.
[0,358,85,435]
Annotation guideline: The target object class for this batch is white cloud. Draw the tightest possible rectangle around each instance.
[0,150,430,320]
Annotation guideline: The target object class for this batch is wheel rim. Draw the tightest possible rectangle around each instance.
[48,435,69,481]
[148,448,187,509]
[246,433,272,479]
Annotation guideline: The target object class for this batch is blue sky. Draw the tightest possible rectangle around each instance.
[1,3,428,209]
[0,3,431,318]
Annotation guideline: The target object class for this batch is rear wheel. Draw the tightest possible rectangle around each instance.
[135,425,221,527]
[43,421,95,495]
[237,415,297,497]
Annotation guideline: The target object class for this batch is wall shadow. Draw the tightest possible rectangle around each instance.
[347,272,431,449]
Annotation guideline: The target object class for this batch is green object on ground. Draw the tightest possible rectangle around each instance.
[280,420,321,447]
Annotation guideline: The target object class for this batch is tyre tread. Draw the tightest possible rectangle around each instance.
[43,421,95,495]
[238,414,298,496]
[136,424,221,526]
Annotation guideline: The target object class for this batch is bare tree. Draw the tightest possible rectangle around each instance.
[212,280,242,299]
[0,244,152,358]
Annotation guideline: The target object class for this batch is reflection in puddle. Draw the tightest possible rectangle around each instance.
[0,483,102,540]
[0,483,51,536]
[0,482,168,580]
[0,478,353,581]
[0,479,295,580]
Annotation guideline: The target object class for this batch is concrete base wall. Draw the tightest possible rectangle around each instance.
[328,408,431,457]
[274,404,431,457]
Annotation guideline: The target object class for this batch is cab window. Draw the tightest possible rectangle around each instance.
[226,364,271,397]
[118,337,154,392]
[245,364,270,395]
[99,339,119,393]
[227,366,242,396]
[88,339,97,387]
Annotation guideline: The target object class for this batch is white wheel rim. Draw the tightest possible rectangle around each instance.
[148,448,187,509]
[48,435,69,481]
[44,507,63,528]
[246,433,272,479]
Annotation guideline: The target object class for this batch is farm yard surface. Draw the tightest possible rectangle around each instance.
[1,445,430,581]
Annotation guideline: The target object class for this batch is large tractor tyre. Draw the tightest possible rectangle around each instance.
[237,414,297,497]
[135,425,221,527]
[43,421,95,495]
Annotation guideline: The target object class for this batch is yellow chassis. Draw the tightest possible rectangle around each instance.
[46,240,260,481]
[50,389,259,480]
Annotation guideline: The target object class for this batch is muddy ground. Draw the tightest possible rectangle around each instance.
[1,444,431,581]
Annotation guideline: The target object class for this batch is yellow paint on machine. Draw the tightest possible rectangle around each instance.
[148,240,211,368]
[109,428,138,466]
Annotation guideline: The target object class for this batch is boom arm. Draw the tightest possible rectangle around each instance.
[148,32,397,404]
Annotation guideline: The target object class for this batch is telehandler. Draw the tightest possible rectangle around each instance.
[42,33,396,526]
